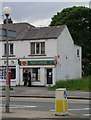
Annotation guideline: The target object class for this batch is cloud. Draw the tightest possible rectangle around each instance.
[2,0,91,2]
[14,17,51,27]
[1,2,89,26]
[31,18,51,27]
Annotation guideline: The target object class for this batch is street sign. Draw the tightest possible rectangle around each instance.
[64,90,67,99]
[0,28,16,38]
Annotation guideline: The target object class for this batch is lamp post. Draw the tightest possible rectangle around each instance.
[3,6,12,113]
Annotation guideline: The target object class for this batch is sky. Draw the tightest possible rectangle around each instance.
[1,1,90,27]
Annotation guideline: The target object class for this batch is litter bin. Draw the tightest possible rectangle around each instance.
[55,88,68,115]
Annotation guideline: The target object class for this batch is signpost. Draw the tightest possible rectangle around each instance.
[2,6,16,113]
[0,29,16,38]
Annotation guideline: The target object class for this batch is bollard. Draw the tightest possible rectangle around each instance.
[55,88,68,116]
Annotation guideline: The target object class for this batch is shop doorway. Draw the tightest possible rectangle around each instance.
[23,68,29,85]
[47,68,52,84]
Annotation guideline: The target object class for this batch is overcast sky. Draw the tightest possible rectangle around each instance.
[1,1,90,27]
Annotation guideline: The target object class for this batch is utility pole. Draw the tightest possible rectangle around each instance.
[3,6,12,113]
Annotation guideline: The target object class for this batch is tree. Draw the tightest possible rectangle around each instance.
[50,6,91,76]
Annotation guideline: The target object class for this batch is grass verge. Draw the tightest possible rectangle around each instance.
[49,76,91,91]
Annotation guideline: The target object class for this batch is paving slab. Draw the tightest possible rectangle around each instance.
[2,108,79,119]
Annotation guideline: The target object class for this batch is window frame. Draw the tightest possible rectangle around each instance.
[36,42,40,54]
[31,68,40,82]
[30,42,45,55]
[31,42,35,54]
[0,66,16,79]
[10,43,14,55]
[4,43,14,56]
[41,42,45,54]
[77,49,80,57]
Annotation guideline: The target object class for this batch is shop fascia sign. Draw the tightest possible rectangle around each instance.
[2,60,17,65]
[18,60,56,66]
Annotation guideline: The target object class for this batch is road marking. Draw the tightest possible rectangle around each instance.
[50,109,55,112]
[68,108,90,111]
[1,104,37,109]
[51,108,91,112]
[83,114,91,117]
[10,105,37,109]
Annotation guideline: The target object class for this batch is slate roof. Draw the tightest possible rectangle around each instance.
[1,22,66,40]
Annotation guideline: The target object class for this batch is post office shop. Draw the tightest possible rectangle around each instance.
[18,58,56,86]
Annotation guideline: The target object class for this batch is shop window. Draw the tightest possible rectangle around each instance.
[10,68,16,79]
[0,66,16,79]
[31,68,40,81]
[0,67,6,79]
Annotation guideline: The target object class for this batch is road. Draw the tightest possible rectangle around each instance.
[2,97,91,119]
[2,86,90,99]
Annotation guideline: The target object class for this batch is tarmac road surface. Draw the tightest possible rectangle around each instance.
[2,97,90,119]
[2,117,91,120]
[2,86,90,99]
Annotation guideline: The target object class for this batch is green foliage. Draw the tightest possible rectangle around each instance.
[49,76,91,91]
[50,6,91,76]
[83,64,91,76]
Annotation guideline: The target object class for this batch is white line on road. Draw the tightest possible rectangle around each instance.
[83,114,91,117]
[10,105,37,109]
[51,108,91,112]
[50,109,55,112]
[0,104,37,109]
[68,108,91,111]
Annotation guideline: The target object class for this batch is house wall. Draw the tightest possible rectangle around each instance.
[57,26,82,80]
[45,39,57,57]
[0,38,57,86]
[14,38,57,58]
[74,45,82,78]
[15,41,30,58]
[0,26,82,86]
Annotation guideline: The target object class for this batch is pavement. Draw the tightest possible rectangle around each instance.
[1,86,91,120]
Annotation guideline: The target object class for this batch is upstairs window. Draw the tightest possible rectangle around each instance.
[77,49,80,57]
[31,43,35,54]
[4,43,14,56]
[41,42,45,54]
[31,42,45,55]
[4,43,6,55]
[10,43,14,55]
[36,43,40,54]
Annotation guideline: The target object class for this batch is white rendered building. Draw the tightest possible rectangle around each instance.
[0,22,82,86]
